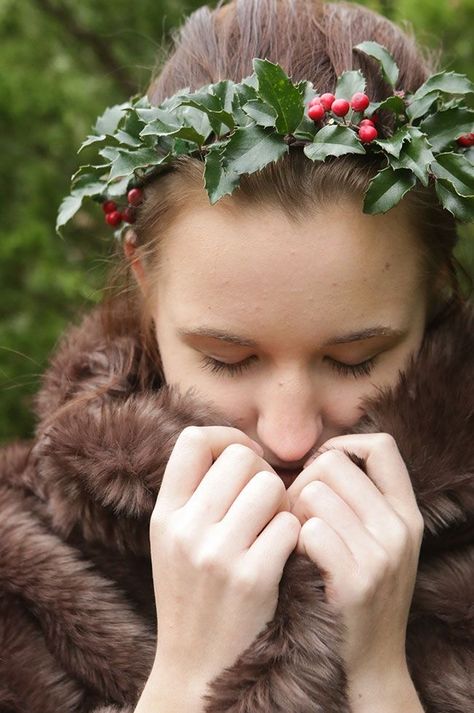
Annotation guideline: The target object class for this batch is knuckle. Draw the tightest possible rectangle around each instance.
[300,480,328,504]
[315,448,345,470]
[232,565,261,596]
[373,432,397,451]
[194,543,229,577]
[177,425,206,447]
[255,469,285,493]
[223,442,253,461]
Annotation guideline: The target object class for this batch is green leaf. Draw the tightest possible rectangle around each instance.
[108,147,161,182]
[353,40,398,87]
[204,145,241,204]
[374,127,411,158]
[410,71,474,102]
[242,99,278,127]
[56,195,84,235]
[420,107,474,152]
[335,70,366,100]
[93,103,129,136]
[113,130,142,147]
[222,124,289,175]
[363,166,417,214]
[369,95,406,116]
[435,178,474,222]
[388,128,435,186]
[406,91,440,121]
[56,175,107,234]
[252,58,305,134]
[430,152,474,198]
[178,91,235,135]
[304,124,366,161]
[354,41,399,87]
[210,80,236,113]
[106,175,135,197]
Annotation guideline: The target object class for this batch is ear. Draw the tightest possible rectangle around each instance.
[123,229,148,295]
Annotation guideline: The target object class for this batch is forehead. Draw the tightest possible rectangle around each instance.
[155,195,424,339]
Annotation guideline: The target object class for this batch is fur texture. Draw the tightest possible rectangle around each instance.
[0,302,472,712]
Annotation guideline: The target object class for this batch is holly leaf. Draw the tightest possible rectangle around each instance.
[252,58,305,134]
[108,147,162,182]
[420,107,474,152]
[410,71,474,102]
[304,124,366,161]
[56,175,107,235]
[374,126,411,158]
[363,166,417,214]
[93,103,129,136]
[204,144,241,204]
[435,178,474,222]
[354,41,399,88]
[221,124,289,175]
[335,70,366,100]
[369,95,406,116]
[430,152,474,198]
[242,99,278,128]
[406,91,440,122]
[388,128,435,186]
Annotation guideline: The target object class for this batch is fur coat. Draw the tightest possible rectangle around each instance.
[0,300,472,713]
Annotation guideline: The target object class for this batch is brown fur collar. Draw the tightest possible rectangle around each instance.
[0,302,472,712]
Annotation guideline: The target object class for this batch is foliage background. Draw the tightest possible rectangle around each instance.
[1,0,473,444]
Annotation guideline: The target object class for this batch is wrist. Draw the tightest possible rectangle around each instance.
[347,663,425,713]
[134,657,211,713]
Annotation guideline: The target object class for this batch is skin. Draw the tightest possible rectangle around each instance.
[128,192,428,712]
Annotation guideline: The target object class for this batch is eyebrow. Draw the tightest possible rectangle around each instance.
[178,325,405,348]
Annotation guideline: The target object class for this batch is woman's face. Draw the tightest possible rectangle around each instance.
[143,194,429,484]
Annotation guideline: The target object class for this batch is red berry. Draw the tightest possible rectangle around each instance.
[359,118,375,127]
[127,187,143,205]
[320,93,336,110]
[358,125,378,143]
[122,206,137,223]
[351,92,370,111]
[331,99,350,117]
[308,103,325,121]
[309,96,322,107]
[457,133,474,147]
[102,200,117,214]
[105,210,123,227]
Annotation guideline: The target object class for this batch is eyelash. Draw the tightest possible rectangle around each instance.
[200,355,376,378]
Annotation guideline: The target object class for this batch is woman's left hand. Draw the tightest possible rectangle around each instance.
[286,433,425,690]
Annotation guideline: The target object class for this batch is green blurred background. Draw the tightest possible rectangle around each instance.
[1,0,473,444]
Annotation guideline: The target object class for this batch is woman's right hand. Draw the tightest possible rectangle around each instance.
[148,425,301,689]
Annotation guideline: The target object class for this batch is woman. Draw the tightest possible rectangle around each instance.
[1,1,472,712]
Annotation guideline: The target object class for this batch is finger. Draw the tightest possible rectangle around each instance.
[220,470,288,550]
[317,433,421,526]
[185,447,284,524]
[296,517,353,601]
[288,448,407,547]
[155,426,264,513]
[291,480,383,562]
[244,511,300,587]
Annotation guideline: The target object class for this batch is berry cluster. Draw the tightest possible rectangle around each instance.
[307,91,378,142]
[101,188,144,227]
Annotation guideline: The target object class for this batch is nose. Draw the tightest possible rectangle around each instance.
[255,373,324,466]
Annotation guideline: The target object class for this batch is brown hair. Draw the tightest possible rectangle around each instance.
[97,0,462,391]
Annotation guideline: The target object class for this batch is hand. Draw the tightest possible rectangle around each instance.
[149,426,300,690]
[286,433,425,684]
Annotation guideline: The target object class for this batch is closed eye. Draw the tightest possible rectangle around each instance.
[199,355,377,378]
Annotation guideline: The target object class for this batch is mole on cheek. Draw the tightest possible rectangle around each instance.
[383,262,391,272]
